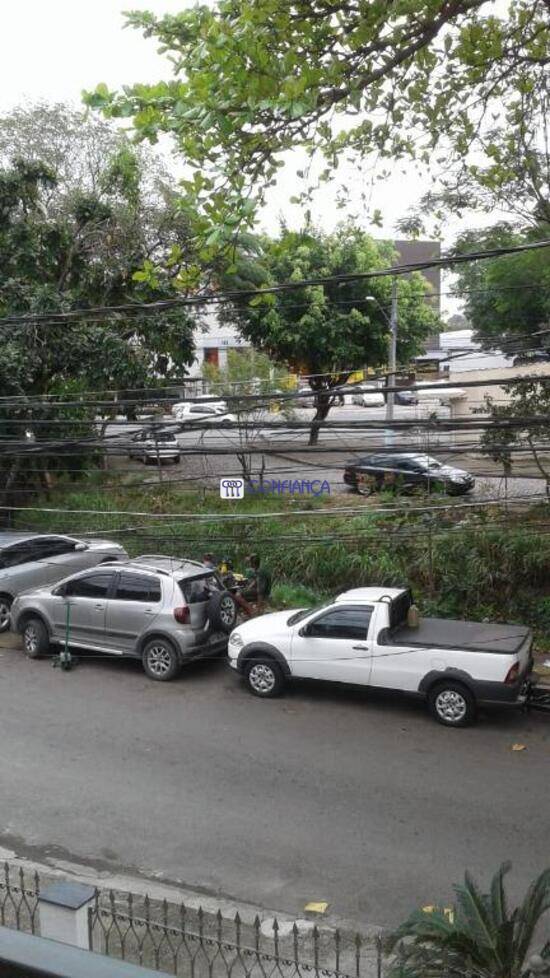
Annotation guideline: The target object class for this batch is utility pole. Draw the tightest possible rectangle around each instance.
[385,278,398,443]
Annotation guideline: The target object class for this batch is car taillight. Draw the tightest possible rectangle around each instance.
[505,662,520,685]
[173,607,190,624]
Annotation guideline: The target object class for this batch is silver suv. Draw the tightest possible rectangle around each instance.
[11,556,238,681]
[0,533,127,632]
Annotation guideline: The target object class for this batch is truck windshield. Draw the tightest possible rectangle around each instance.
[287,601,331,626]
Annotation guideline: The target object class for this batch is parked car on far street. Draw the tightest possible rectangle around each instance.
[394,389,418,406]
[351,388,385,407]
[173,403,237,426]
[228,586,534,726]
[343,453,475,496]
[0,534,127,632]
[128,429,180,464]
[11,556,238,681]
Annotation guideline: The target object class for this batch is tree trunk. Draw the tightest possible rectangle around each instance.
[308,391,332,446]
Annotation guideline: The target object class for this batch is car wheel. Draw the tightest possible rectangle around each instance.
[356,478,379,497]
[173,456,180,465]
[0,595,12,633]
[208,591,238,633]
[245,657,284,697]
[428,682,476,727]
[142,639,180,681]
[22,617,50,658]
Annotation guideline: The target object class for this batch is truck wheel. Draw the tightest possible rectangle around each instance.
[428,682,476,727]
[245,657,285,697]
[22,617,50,659]
[0,595,12,633]
[142,638,180,681]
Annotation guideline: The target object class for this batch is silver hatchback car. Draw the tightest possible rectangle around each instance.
[0,533,127,632]
[11,556,238,681]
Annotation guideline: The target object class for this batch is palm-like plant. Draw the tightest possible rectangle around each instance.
[387,863,550,978]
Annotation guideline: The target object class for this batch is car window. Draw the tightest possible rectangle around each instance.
[32,538,78,559]
[179,573,222,604]
[395,459,419,472]
[114,573,161,603]
[64,573,114,599]
[306,606,373,640]
[0,542,34,568]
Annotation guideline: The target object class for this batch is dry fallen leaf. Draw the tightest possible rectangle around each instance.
[511,743,526,752]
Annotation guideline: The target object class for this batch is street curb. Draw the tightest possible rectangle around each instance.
[0,847,384,938]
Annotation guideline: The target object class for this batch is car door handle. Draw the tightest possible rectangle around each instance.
[352,645,369,651]
[94,603,105,610]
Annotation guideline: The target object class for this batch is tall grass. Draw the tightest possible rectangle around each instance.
[14,484,550,642]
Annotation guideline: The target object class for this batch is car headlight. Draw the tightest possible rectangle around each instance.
[228,632,244,650]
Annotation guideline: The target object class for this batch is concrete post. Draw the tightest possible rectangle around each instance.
[38,881,95,949]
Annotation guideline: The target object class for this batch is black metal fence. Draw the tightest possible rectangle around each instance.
[0,864,387,978]
[0,864,40,936]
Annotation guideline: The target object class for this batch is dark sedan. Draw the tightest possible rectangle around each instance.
[343,453,475,496]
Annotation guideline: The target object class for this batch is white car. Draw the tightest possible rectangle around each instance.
[128,429,180,464]
[228,587,533,726]
[173,403,237,426]
[351,389,385,407]
[171,397,228,417]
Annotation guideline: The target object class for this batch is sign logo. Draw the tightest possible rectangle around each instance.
[220,478,245,500]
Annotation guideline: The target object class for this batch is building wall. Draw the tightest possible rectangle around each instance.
[449,362,550,419]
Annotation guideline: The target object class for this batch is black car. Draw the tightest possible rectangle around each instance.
[343,453,475,496]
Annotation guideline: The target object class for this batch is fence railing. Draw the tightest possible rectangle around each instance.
[0,864,40,936]
[0,864,387,978]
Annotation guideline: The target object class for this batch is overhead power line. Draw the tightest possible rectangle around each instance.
[1,492,547,523]
[1,239,549,328]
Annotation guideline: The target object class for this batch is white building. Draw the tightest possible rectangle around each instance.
[186,315,250,378]
[442,329,513,375]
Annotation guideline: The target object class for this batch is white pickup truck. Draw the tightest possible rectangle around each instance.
[227,587,534,726]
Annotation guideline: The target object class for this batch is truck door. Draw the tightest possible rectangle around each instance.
[290,604,374,685]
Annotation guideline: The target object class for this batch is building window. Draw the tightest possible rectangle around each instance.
[204,349,219,367]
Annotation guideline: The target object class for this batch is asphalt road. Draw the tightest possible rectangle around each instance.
[108,405,547,502]
[1,640,549,929]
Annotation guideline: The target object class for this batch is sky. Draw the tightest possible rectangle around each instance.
[0,0,507,315]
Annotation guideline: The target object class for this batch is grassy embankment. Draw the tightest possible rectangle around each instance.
[13,472,550,647]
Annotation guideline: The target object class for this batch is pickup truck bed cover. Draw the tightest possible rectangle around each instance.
[388,618,531,654]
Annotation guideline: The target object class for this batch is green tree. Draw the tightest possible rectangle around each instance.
[478,381,550,499]
[453,224,550,352]
[221,224,440,444]
[85,1,549,239]
[0,143,200,500]
[387,862,550,978]
[202,348,295,484]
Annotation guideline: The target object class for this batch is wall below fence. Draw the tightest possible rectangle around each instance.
[0,865,387,978]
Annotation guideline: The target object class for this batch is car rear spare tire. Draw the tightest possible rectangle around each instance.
[428,681,476,727]
[208,591,237,633]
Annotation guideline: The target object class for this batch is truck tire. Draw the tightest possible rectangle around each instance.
[208,591,237,633]
[245,656,285,697]
[428,681,476,727]
[22,617,50,659]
